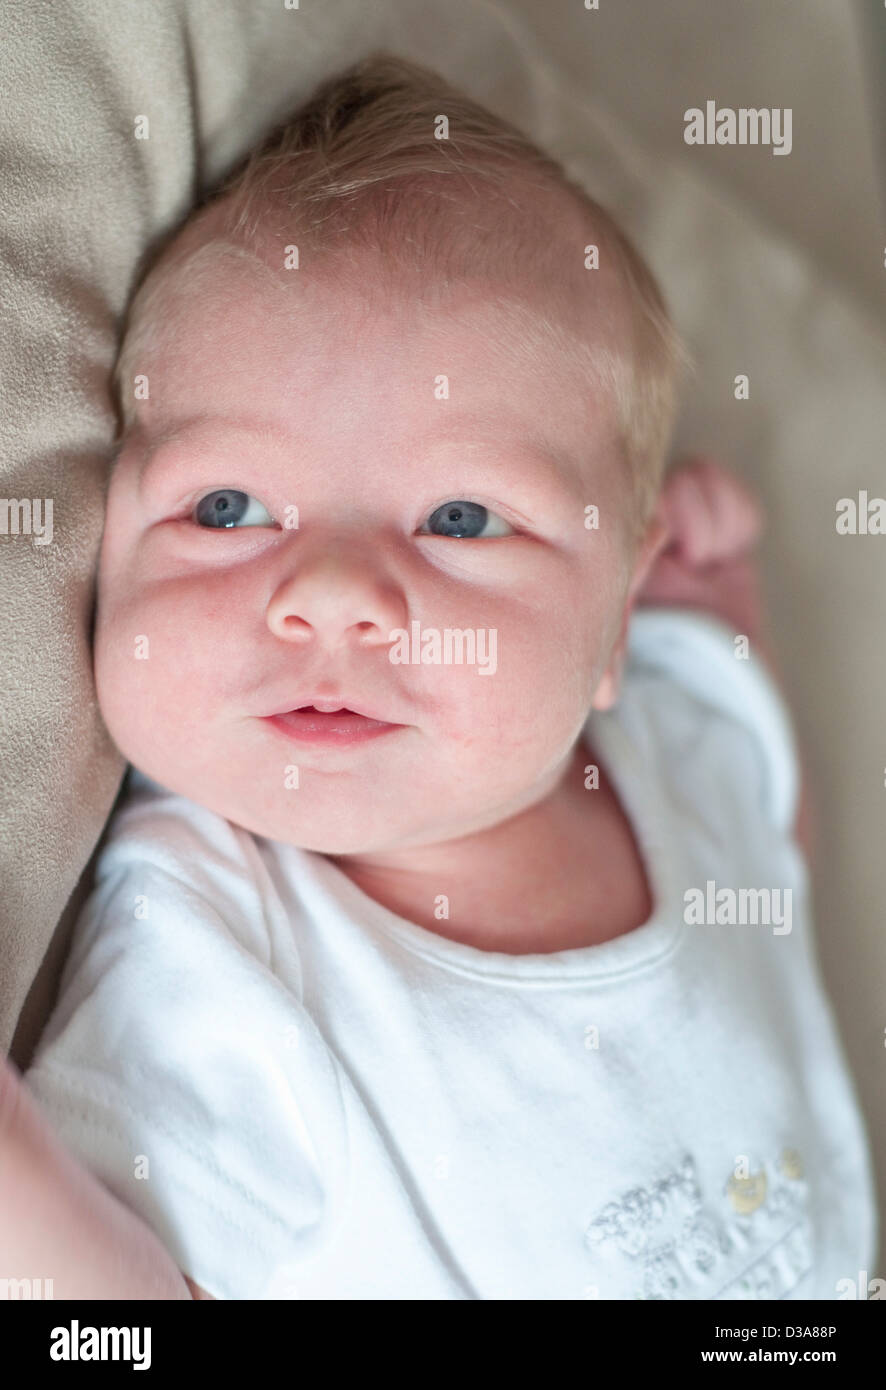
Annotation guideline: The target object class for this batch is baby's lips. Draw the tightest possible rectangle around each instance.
[259,691,404,725]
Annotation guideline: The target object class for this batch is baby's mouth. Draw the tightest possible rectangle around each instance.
[262,704,404,746]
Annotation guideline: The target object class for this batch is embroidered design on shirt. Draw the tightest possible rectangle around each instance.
[584,1147,811,1299]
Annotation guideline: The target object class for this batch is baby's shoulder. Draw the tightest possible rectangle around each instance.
[73,769,277,970]
[621,606,800,835]
[102,768,254,870]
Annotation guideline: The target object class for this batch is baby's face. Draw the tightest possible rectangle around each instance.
[95,231,643,854]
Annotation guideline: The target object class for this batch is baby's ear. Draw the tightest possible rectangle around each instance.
[591,511,670,711]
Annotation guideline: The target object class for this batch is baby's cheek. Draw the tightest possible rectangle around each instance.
[429,611,599,760]
[93,613,139,747]
[93,597,207,766]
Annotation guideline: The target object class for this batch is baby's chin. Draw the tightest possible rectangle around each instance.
[120,753,478,855]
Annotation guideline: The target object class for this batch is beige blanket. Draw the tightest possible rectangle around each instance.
[2,0,883,1270]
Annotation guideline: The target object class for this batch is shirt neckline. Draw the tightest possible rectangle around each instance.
[298,700,690,986]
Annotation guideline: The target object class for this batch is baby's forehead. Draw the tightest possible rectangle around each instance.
[135,212,629,384]
[142,163,630,336]
[119,176,634,479]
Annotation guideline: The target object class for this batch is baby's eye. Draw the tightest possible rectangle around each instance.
[193,489,274,528]
[420,500,514,538]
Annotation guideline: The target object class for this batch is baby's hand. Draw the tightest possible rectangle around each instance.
[0,1052,194,1299]
[652,455,764,570]
[637,456,766,630]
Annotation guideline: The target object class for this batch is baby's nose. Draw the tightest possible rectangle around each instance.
[265,550,408,649]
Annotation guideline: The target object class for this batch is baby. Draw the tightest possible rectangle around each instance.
[2,52,877,1300]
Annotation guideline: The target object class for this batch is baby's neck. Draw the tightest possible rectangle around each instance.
[328,737,653,954]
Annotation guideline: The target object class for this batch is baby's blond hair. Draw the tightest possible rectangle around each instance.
[114,51,693,541]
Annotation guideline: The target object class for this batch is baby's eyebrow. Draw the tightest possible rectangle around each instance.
[421,437,586,507]
[135,416,293,496]
[135,415,591,517]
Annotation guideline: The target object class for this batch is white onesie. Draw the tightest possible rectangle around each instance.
[23,606,878,1300]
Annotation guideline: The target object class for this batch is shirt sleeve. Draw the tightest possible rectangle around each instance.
[625,605,800,834]
[21,776,350,1300]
